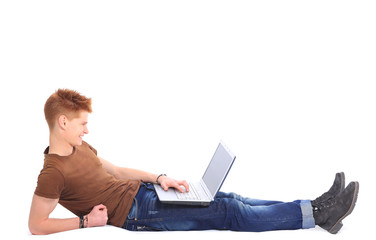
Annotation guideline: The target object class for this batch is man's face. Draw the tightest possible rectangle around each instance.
[65,111,89,147]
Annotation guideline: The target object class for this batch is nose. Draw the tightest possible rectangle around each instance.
[84,125,89,134]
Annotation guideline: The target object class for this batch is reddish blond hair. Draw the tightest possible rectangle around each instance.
[44,89,92,129]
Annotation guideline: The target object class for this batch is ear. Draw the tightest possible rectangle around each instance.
[57,115,68,130]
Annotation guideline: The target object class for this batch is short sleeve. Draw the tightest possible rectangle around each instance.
[34,166,64,199]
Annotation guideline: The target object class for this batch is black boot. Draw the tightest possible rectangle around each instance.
[312,172,345,206]
[312,181,359,234]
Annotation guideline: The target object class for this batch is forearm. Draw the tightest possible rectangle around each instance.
[98,157,168,184]
[116,167,159,183]
[29,217,80,235]
[115,167,188,193]
[99,157,160,183]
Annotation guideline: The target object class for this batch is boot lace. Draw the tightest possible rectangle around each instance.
[313,197,336,212]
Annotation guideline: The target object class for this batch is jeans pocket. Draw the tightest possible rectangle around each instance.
[127,198,138,220]
[143,183,156,191]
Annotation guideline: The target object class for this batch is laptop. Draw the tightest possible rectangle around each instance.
[153,141,236,206]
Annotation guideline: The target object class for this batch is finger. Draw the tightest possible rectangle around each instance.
[95,204,107,211]
[178,186,185,193]
[93,204,102,210]
[161,182,169,191]
[181,180,189,192]
[175,180,189,191]
[173,182,185,193]
[175,180,189,192]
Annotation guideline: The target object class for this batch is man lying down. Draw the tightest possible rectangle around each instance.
[29,89,359,235]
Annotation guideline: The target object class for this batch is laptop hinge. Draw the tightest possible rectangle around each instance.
[200,179,214,201]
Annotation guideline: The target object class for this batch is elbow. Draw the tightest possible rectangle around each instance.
[29,220,46,235]
[29,224,40,235]
[29,227,47,235]
[29,226,38,235]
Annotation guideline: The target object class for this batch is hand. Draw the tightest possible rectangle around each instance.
[159,176,189,193]
[87,204,108,228]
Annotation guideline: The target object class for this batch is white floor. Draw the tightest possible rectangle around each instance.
[1,1,374,239]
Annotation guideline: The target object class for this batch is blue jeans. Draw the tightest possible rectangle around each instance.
[123,183,315,232]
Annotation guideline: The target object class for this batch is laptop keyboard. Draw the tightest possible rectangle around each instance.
[175,183,201,200]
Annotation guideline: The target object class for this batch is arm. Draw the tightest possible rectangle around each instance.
[28,194,78,235]
[29,194,108,235]
[99,157,189,193]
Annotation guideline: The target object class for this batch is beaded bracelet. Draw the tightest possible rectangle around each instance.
[79,216,84,228]
[79,215,88,228]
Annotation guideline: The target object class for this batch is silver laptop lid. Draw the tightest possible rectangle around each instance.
[202,141,236,198]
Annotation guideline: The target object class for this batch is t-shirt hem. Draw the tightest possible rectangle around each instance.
[110,182,141,228]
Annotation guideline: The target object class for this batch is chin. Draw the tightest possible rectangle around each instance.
[75,138,83,146]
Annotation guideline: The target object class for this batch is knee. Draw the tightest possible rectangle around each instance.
[217,191,241,199]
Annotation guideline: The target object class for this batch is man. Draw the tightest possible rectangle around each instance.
[29,89,359,235]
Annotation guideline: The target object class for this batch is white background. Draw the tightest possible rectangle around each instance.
[0,1,375,239]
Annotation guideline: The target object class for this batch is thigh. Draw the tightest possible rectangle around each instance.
[216,191,284,206]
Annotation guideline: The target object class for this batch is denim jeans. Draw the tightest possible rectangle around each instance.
[123,183,315,232]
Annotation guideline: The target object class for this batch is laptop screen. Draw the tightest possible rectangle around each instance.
[202,142,235,197]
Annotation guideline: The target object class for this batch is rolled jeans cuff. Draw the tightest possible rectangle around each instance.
[300,200,315,229]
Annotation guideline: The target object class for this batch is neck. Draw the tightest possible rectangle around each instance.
[48,133,74,156]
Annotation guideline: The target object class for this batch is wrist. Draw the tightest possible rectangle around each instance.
[79,215,89,228]
[84,215,89,228]
[156,174,167,184]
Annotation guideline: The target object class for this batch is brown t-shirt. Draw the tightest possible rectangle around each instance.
[34,141,141,227]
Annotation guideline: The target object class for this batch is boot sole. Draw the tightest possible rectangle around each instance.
[328,181,359,234]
